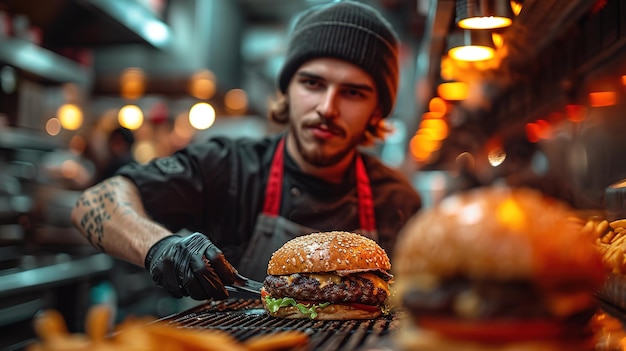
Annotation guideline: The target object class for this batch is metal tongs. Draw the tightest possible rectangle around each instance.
[226,272,264,295]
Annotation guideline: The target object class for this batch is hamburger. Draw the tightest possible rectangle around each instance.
[261,231,393,320]
[392,186,607,350]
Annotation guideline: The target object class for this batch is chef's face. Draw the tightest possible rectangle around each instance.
[287,57,382,167]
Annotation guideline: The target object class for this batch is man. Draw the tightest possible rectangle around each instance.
[71,0,421,301]
[97,126,135,182]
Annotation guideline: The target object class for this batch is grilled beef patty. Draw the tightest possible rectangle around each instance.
[263,273,387,306]
[401,277,597,324]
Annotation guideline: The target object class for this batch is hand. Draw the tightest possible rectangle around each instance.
[144,233,238,300]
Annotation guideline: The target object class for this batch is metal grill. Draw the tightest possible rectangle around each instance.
[161,298,400,351]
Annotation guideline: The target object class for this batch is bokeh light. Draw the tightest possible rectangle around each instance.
[45,118,62,136]
[120,68,146,100]
[189,102,216,130]
[224,89,248,113]
[189,70,217,100]
[118,105,144,130]
[57,103,83,130]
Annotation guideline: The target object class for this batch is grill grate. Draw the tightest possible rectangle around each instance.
[161,298,399,351]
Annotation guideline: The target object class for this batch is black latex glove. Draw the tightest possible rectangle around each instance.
[144,232,238,300]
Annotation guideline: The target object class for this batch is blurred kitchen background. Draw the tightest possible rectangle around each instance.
[1,0,626,348]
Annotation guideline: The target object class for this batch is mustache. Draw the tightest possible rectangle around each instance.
[303,118,345,137]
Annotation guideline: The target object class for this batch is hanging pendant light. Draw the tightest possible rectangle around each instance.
[456,0,514,30]
[447,29,496,62]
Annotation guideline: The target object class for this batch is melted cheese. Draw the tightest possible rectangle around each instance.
[298,273,390,294]
[358,273,390,295]
[306,273,342,288]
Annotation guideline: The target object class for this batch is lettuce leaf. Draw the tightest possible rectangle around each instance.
[264,296,330,319]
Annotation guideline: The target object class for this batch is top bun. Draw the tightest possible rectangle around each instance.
[393,187,605,288]
[267,231,391,275]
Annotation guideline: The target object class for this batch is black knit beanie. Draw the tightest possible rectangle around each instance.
[278,1,400,118]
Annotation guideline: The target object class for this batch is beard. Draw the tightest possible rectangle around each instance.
[289,119,364,168]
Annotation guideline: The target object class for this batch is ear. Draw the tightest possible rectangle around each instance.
[369,107,384,127]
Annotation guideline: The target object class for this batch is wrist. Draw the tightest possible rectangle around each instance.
[144,235,181,271]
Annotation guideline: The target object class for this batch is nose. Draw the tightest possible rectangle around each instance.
[316,88,339,119]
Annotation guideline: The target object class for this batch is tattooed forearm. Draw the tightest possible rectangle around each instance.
[74,179,134,251]
[71,176,161,267]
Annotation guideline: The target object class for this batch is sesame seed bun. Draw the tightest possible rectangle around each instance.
[266,231,391,275]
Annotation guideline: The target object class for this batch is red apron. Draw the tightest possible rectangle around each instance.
[237,137,378,281]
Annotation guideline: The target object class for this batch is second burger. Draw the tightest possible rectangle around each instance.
[391,186,607,350]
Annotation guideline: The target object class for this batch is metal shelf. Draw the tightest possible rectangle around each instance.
[0,38,90,85]
[0,252,114,298]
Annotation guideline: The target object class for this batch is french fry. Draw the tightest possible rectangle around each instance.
[601,230,615,244]
[596,240,609,255]
[29,309,92,351]
[244,331,309,351]
[610,219,626,230]
[611,231,626,245]
[29,305,311,351]
[86,304,112,343]
[33,310,69,342]
[603,247,623,274]
[29,335,91,351]
[581,219,595,237]
[145,322,248,351]
[596,220,610,238]
[110,323,155,351]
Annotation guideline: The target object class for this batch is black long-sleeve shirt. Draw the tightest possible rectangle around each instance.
[117,133,422,266]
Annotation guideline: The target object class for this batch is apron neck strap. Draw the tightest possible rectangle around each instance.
[356,155,376,232]
[262,137,377,232]
[262,137,285,215]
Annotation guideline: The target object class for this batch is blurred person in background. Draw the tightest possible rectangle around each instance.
[71,1,421,301]
[96,126,136,183]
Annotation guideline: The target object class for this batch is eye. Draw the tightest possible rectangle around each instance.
[343,88,366,99]
[300,78,322,89]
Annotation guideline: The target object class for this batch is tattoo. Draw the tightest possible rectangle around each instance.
[75,180,127,252]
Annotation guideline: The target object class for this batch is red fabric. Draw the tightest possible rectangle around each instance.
[262,137,376,231]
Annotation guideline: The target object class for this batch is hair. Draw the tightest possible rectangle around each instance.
[109,126,135,146]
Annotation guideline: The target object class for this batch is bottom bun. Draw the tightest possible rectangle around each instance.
[262,297,381,320]
[394,321,597,351]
